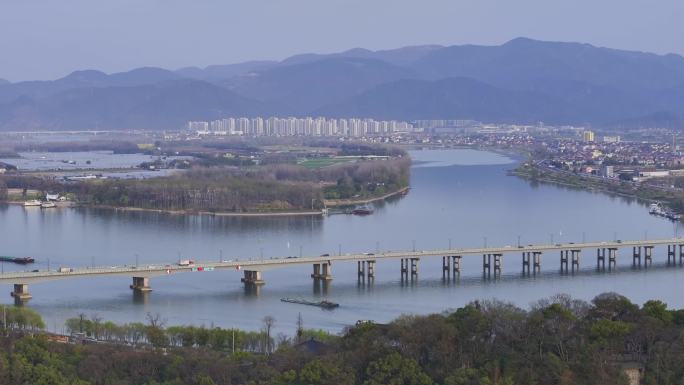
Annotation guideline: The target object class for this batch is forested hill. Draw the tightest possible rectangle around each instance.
[1,292,684,384]
[3,38,684,130]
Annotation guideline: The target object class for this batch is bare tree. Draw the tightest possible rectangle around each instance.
[146,312,166,328]
[262,315,275,354]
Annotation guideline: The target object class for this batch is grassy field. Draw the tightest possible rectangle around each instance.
[298,157,353,168]
[5,188,42,201]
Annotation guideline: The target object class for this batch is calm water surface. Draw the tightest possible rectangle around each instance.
[1,149,683,334]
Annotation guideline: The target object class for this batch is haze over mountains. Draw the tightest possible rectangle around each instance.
[2,38,684,131]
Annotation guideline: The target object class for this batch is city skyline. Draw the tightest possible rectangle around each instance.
[188,116,416,137]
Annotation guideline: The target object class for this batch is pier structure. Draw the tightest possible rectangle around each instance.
[311,262,333,280]
[129,277,152,292]
[400,258,420,281]
[482,253,502,277]
[559,249,581,273]
[241,270,264,285]
[4,238,684,302]
[442,256,462,279]
[357,260,375,282]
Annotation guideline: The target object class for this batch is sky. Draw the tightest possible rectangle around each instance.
[1,0,683,81]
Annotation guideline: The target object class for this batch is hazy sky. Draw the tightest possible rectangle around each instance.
[1,0,683,81]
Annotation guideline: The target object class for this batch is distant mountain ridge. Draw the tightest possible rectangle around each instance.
[1,38,684,130]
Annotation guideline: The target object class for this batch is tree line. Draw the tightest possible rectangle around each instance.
[2,293,684,384]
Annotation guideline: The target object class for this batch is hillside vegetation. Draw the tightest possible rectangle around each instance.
[2,293,684,384]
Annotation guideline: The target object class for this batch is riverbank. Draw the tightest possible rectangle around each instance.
[1,187,410,217]
[512,162,684,216]
[323,186,409,207]
[82,204,326,217]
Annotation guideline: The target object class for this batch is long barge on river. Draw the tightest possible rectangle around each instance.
[280,298,339,309]
[0,256,35,264]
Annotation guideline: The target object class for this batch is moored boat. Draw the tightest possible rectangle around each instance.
[649,203,666,216]
[23,200,42,207]
[40,201,57,209]
[352,205,374,215]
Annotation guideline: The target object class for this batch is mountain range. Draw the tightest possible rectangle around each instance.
[2,38,684,131]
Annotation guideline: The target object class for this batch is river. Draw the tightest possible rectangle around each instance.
[1,148,683,335]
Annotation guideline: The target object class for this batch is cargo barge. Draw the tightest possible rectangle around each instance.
[0,256,35,264]
[280,298,339,309]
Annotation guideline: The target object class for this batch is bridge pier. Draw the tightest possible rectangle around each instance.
[533,251,542,273]
[483,254,501,277]
[632,246,642,267]
[560,250,569,272]
[493,254,502,276]
[597,248,606,269]
[359,260,375,282]
[130,277,152,292]
[442,256,450,279]
[400,258,418,280]
[668,245,676,265]
[644,246,653,267]
[241,270,265,285]
[311,262,333,280]
[570,250,580,271]
[522,252,530,274]
[608,248,618,269]
[400,258,407,278]
[452,255,461,276]
[10,284,31,303]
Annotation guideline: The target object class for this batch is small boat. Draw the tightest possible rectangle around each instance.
[280,298,339,309]
[40,202,57,209]
[666,211,682,221]
[352,205,374,215]
[0,256,35,264]
[23,200,42,207]
[649,203,666,216]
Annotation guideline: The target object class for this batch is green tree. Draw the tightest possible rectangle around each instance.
[643,300,673,323]
[364,352,433,385]
[298,359,354,385]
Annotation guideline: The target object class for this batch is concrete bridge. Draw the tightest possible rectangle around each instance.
[3,238,684,303]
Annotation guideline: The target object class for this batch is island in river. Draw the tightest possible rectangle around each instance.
[0,140,411,215]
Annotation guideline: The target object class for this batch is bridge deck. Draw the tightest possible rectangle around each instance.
[1,238,683,284]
